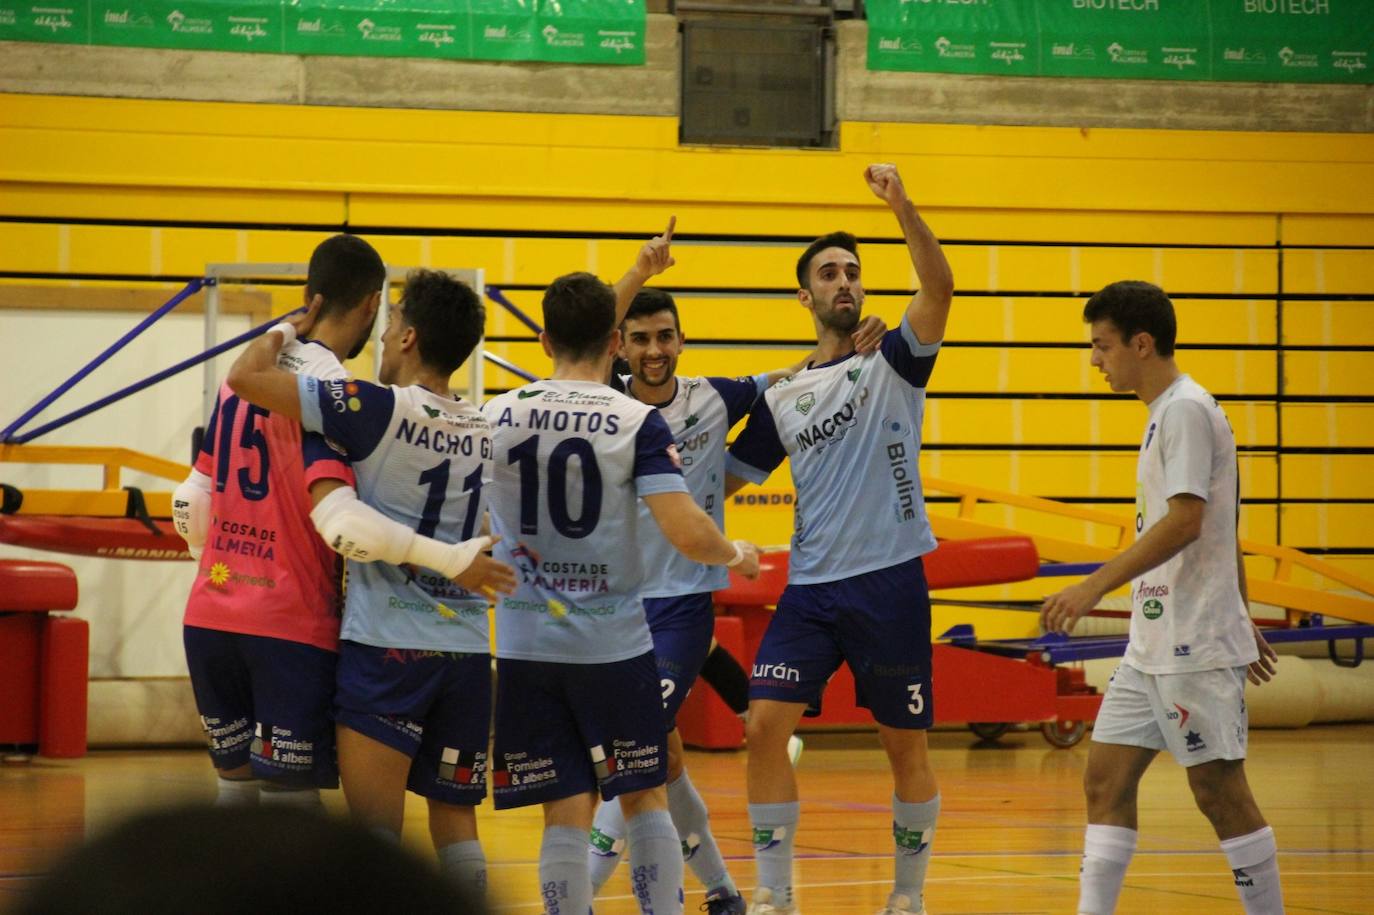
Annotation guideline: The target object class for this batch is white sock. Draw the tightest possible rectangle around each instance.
[668,771,735,897]
[891,793,938,911]
[749,801,799,908]
[1077,824,1137,914]
[541,825,593,915]
[438,839,487,897]
[214,777,259,807]
[258,786,322,808]
[626,810,685,914]
[588,798,628,893]
[1221,825,1284,915]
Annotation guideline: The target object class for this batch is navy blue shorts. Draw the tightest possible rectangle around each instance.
[183,625,339,788]
[645,592,716,729]
[492,652,667,810]
[333,641,491,805]
[748,555,934,729]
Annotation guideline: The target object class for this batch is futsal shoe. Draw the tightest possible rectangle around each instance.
[701,888,747,914]
[874,893,926,915]
[745,888,798,915]
[787,735,804,766]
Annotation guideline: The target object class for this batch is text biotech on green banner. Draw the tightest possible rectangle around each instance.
[867,0,1372,85]
[0,0,645,63]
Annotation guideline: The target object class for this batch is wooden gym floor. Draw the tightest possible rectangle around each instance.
[2,725,1371,914]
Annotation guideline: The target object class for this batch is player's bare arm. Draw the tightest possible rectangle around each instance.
[864,164,955,346]
[612,216,676,324]
[1040,494,1205,634]
[723,472,753,499]
[642,490,760,579]
[225,297,323,421]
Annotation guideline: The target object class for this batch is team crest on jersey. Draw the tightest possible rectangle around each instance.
[847,366,861,382]
[795,392,816,415]
[422,404,441,418]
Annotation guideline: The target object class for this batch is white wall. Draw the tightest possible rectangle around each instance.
[1,308,250,678]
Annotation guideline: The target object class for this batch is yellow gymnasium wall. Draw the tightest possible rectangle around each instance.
[2,92,1372,595]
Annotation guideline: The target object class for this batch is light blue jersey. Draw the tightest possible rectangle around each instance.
[482,379,688,663]
[623,373,766,598]
[727,316,941,584]
[299,375,492,653]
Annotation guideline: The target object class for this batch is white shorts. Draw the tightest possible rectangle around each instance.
[1091,662,1248,766]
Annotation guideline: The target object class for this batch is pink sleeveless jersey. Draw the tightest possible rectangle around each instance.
[182,340,355,652]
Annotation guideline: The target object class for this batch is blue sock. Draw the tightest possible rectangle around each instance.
[626,809,685,914]
[891,793,939,910]
[438,839,487,897]
[540,825,593,915]
[749,801,799,907]
[588,798,628,893]
[668,771,736,896]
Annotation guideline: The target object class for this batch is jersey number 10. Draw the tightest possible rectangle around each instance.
[507,434,603,539]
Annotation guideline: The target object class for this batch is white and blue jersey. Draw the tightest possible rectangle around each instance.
[726,316,941,584]
[481,380,688,664]
[298,376,493,654]
[625,373,766,598]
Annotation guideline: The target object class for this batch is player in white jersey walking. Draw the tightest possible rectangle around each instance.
[483,264,761,915]
[1041,280,1283,915]
[589,290,886,913]
[724,164,953,915]
[226,269,515,898]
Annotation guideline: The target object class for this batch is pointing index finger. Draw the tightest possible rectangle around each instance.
[663,216,676,243]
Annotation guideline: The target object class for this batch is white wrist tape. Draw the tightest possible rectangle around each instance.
[726,540,746,568]
[407,534,492,581]
[172,469,213,559]
[268,322,297,345]
[310,485,492,579]
[311,485,415,565]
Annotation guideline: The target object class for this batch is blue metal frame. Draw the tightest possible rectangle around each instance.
[3,294,302,445]
[484,286,544,336]
[939,623,1374,667]
[2,278,206,443]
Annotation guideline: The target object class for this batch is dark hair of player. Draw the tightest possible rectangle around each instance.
[306,234,386,323]
[542,271,617,363]
[796,231,860,289]
[398,269,485,375]
[16,804,489,915]
[623,288,680,332]
[1083,280,1178,357]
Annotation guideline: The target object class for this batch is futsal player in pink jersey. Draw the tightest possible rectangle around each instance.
[173,235,385,806]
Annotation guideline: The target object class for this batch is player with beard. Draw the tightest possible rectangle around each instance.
[173,234,384,808]
[589,290,886,913]
[725,165,954,915]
